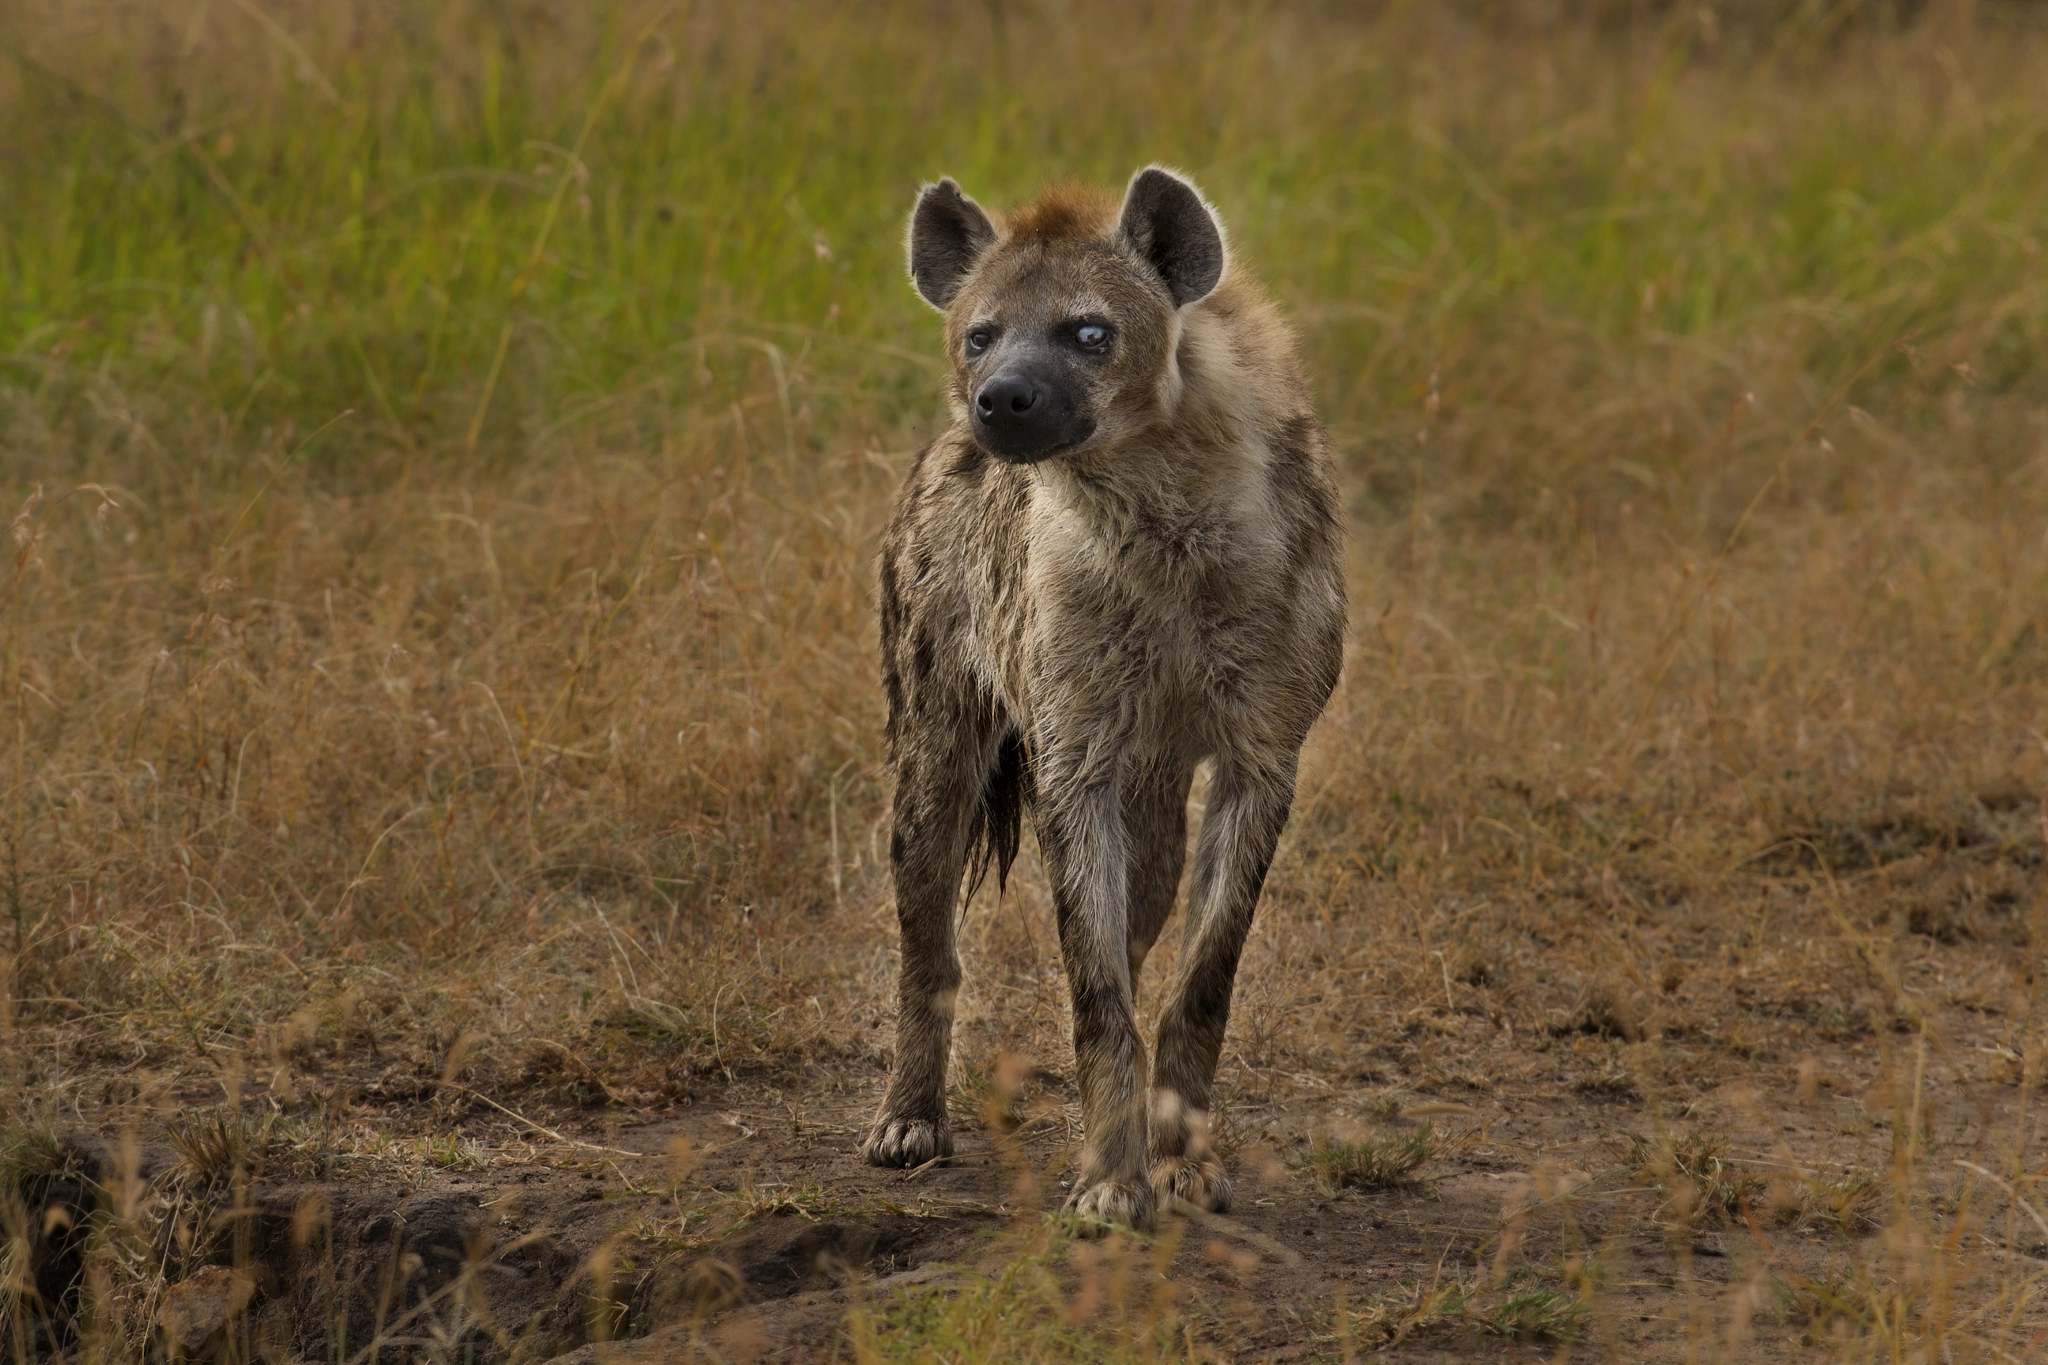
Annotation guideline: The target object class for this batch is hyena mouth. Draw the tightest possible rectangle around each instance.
[978,423,1097,466]
[972,417,1096,465]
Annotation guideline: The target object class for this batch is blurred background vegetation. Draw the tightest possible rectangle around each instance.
[7,0,2043,506]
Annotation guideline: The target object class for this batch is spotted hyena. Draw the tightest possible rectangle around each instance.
[863,166,1345,1230]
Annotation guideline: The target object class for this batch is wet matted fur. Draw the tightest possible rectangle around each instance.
[864,167,1345,1230]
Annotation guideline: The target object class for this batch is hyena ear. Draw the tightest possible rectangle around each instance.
[1117,166,1227,308]
[907,178,998,310]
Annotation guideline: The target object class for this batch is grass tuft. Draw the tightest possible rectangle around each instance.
[165,1110,274,1190]
[0,1110,91,1191]
[1471,1284,1589,1342]
[1630,1131,1768,1227]
[1307,1126,1436,1194]
[849,1223,1191,1365]
[1346,1267,1590,1350]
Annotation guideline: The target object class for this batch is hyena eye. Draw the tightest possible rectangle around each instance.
[966,329,993,355]
[1074,323,1110,350]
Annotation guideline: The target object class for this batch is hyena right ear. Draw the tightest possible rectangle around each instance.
[907,178,998,310]
[1118,166,1227,307]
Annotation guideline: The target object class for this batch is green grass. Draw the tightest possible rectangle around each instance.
[7,1,2045,500]
[1341,1264,1592,1352]
[1307,1125,1437,1194]
[847,1224,1195,1365]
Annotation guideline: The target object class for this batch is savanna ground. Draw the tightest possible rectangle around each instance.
[3,1,2048,1360]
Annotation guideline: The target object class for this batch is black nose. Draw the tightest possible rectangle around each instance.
[975,374,1041,424]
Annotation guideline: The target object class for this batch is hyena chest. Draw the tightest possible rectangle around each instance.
[991,494,1290,747]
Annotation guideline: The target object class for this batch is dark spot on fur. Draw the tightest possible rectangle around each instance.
[1273,415,1319,470]
[1270,413,1340,577]
[878,559,906,749]
[902,438,936,482]
[878,560,902,631]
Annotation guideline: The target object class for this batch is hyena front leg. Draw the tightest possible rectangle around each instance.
[863,720,1000,1168]
[1149,756,1297,1213]
[1039,777,1153,1231]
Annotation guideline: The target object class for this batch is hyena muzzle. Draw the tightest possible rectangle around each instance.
[863,166,1345,1230]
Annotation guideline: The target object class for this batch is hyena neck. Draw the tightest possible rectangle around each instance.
[1027,425,1283,575]
[1048,290,1306,526]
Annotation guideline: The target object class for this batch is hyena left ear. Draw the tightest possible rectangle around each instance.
[1117,166,1227,307]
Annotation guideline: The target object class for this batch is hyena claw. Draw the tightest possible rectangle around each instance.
[1151,1153,1233,1214]
[1066,1177,1156,1234]
[861,1114,952,1168]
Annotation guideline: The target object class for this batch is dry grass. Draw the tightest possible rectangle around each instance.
[2,0,2047,1360]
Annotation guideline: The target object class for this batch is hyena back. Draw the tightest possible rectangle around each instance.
[865,166,1345,1230]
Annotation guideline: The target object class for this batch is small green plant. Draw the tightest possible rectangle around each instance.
[1467,1283,1589,1342]
[1343,1268,1588,1350]
[1629,1130,1890,1236]
[947,1060,1022,1134]
[1776,1265,1880,1341]
[848,1222,1189,1364]
[1307,1124,1434,1194]
[422,1132,494,1171]
[636,1182,911,1253]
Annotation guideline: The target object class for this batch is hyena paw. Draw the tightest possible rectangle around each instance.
[1065,1177,1156,1233]
[861,1113,951,1168]
[1151,1152,1233,1214]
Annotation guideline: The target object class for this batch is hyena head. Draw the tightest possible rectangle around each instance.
[906,166,1228,464]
